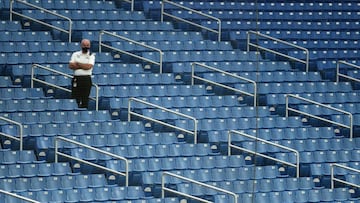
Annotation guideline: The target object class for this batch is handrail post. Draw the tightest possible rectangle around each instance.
[336,61,341,82]
[93,84,99,111]
[9,0,14,21]
[191,62,195,86]
[160,0,164,22]
[99,30,103,53]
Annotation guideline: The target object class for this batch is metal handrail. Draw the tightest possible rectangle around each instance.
[331,163,360,189]
[31,64,99,111]
[128,97,198,144]
[10,0,72,42]
[162,171,238,203]
[336,60,360,83]
[161,0,222,42]
[247,30,309,72]
[285,94,353,138]
[55,136,129,186]
[0,189,40,203]
[99,30,163,73]
[0,116,23,151]
[191,62,257,107]
[228,130,300,178]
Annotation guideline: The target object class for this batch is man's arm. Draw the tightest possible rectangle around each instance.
[69,62,93,70]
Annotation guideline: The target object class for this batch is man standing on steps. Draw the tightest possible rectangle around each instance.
[69,39,95,108]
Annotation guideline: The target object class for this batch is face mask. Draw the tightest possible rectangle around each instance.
[82,47,89,53]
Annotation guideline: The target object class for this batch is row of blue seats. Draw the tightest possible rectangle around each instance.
[310,162,360,177]
[171,61,292,75]
[1,110,112,124]
[0,162,72,178]
[297,103,360,116]
[20,9,146,21]
[0,174,107,192]
[39,61,291,82]
[215,188,354,203]
[276,149,360,165]
[0,31,52,42]
[0,21,23,31]
[288,49,360,61]
[144,1,360,12]
[176,177,319,195]
[148,165,282,183]
[3,0,117,10]
[200,71,321,83]
[176,10,360,22]
[51,20,174,31]
[142,50,262,63]
[69,143,215,161]
[34,133,179,161]
[242,138,359,154]
[332,113,360,126]
[108,155,246,174]
[142,106,271,120]
[317,60,359,72]
[0,52,115,65]
[204,20,359,33]
[259,39,360,50]
[109,95,243,113]
[98,84,211,98]
[4,63,145,83]
[110,40,233,52]
[17,186,147,202]
[36,132,179,150]
[0,99,79,112]
[174,116,304,131]
[207,127,338,145]
[0,88,45,100]
[0,41,79,53]
[141,106,271,120]
[0,150,37,165]
[265,92,360,106]
[43,73,180,87]
[83,30,204,42]
[1,121,147,138]
[229,30,360,41]
[0,50,262,66]
[235,81,353,95]
[1,39,241,60]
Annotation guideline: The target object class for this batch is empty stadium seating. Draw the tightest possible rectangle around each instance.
[1,0,360,202]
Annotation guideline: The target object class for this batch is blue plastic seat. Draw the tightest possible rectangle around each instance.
[0,150,36,164]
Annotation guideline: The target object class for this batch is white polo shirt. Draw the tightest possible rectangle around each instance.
[69,50,95,76]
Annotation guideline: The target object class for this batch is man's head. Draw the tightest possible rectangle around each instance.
[81,39,91,53]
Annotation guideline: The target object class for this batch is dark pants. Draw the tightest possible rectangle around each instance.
[71,75,92,108]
